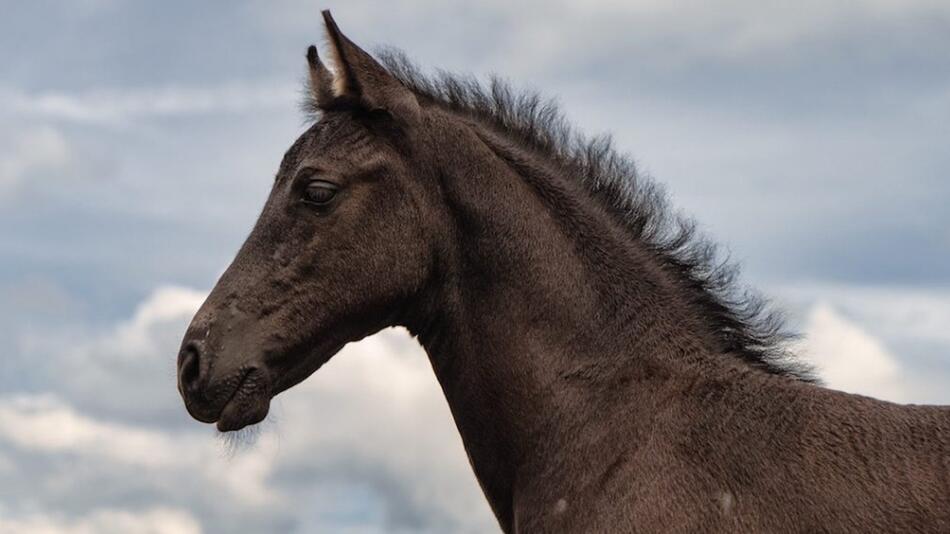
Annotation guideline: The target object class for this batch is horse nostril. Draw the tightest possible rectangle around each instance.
[178,343,204,394]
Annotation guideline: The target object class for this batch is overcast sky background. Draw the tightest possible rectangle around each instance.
[1,1,949,532]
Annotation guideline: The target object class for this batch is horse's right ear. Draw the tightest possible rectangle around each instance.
[306,11,420,126]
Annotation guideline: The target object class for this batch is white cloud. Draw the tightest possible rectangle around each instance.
[777,285,950,404]
[107,286,207,356]
[0,82,296,125]
[790,286,950,346]
[0,507,202,534]
[16,286,210,423]
[0,393,280,508]
[0,394,182,468]
[0,126,71,194]
[333,0,950,75]
[794,302,905,401]
[3,285,494,533]
[268,331,493,531]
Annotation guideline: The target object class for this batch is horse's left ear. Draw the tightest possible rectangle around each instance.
[314,10,420,126]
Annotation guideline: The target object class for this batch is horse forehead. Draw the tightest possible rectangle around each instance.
[280,116,377,172]
[317,114,375,148]
[313,116,384,165]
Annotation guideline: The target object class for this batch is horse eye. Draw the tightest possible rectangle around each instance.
[303,180,339,206]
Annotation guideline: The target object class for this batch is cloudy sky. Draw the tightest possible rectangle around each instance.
[1,1,949,532]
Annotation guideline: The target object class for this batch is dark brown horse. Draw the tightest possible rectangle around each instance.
[177,11,950,533]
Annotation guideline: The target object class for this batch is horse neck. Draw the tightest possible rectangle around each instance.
[402,114,749,525]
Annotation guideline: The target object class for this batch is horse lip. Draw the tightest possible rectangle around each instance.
[217,368,253,417]
[215,367,272,432]
[184,402,219,424]
[183,367,253,425]
[190,341,344,429]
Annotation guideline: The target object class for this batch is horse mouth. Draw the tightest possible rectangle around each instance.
[179,360,272,433]
[212,367,273,432]
[179,337,347,432]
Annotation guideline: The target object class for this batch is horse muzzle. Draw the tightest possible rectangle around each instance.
[177,340,273,432]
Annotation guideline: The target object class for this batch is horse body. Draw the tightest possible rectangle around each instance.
[494,374,950,532]
[177,11,950,532]
[404,108,950,532]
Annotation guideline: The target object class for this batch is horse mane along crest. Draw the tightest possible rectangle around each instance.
[307,49,815,382]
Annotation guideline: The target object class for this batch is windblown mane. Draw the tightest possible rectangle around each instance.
[309,49,816,382]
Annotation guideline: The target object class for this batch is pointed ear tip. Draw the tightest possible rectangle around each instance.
[321,10,348,52]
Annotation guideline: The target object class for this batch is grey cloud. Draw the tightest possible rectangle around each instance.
[778,284,950,404]
[1,82,296,124]
[1,287,495,533]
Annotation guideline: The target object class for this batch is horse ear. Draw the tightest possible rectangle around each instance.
[306,45,335,109]
[316,10,420,125]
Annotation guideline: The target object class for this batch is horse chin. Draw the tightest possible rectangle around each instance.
[211,341,346,432]
[213,368,274,432]
[216,390,271,432]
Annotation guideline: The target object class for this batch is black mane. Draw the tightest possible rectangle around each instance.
[314,49,815,382]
